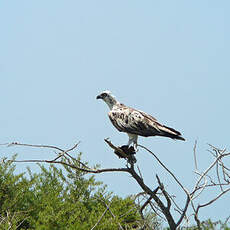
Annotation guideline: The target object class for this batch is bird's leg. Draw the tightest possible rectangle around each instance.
[127,134,138,152]
[133,140,138,152]
[127,139,132,147]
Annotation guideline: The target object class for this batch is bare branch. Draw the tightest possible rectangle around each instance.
[98,197,124,230]
[12,159,129,174]
[137,165,143,180]
[176,195,191,227]
[140,186,160,217]
[197,188,230,210]
[156,174,171,210]
[7,142,66,152]
[4,140,230,230]
[138,144,189,195]
[216,159,224,192]
[149,202,166,221]
[127,164,177,229]
[193,140,198,171]
[90,202,111,230]
[224,215,230,226]
[192,152,230,196]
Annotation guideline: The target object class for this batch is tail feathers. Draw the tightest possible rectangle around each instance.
[160,125,185,141]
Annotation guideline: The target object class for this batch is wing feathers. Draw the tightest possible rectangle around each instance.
[108,105,185,141]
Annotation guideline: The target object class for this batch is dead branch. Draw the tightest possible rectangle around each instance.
[13,159,129,174]
[90,202,111,230]
[138,144,189,195]
[193,140,198,171]
[98,197,124,230]
[3,140,230,230]
[104,138,136,163]
[156,175,171,210]
[127,163,177,229]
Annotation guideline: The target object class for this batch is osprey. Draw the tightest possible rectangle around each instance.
[97,90,185,150]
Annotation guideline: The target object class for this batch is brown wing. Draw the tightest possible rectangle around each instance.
[108,105,185,140]
[108,106,160,137]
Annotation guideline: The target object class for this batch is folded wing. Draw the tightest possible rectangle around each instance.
[108,105,185,141]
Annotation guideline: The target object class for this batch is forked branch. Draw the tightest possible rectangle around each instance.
[2,140,230,230]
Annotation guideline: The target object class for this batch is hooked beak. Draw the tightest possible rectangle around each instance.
[96,94,102,99]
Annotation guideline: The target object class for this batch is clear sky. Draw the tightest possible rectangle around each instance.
[1,0,230,225]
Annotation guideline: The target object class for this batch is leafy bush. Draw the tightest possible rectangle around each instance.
[0,155,154,229]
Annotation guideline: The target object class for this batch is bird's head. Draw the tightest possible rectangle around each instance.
[96,90,118,109]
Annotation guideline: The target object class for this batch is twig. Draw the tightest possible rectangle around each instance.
[193,140,198,171]
[90,202,111,230]
[216,159,224,192]
[192,152,230,196]
[149,202,166,221]
[137,165,143,180]
[224,215,230,226]
[12,159,129,174]
[99,198,124,230]
[138,144,189,195]
[7,142,65,152]
[197,188,230,210]
[156,175,171,210]
[140,186,160,218]
[127,164,177,230]
[4,140,230,230]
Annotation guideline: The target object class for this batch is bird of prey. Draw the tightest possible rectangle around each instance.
[97,90,185,150]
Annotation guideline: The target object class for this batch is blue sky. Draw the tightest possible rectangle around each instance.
[1,0,230,225]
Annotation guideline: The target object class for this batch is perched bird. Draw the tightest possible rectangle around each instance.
[97,90,185,150]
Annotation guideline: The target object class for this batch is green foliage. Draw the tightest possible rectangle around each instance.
[1,155,229,229]
[0,154,155,230]
[176,219,230,230]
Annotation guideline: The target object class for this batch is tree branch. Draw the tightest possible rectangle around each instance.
[13,159,129,174]
[4,140,230,230]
